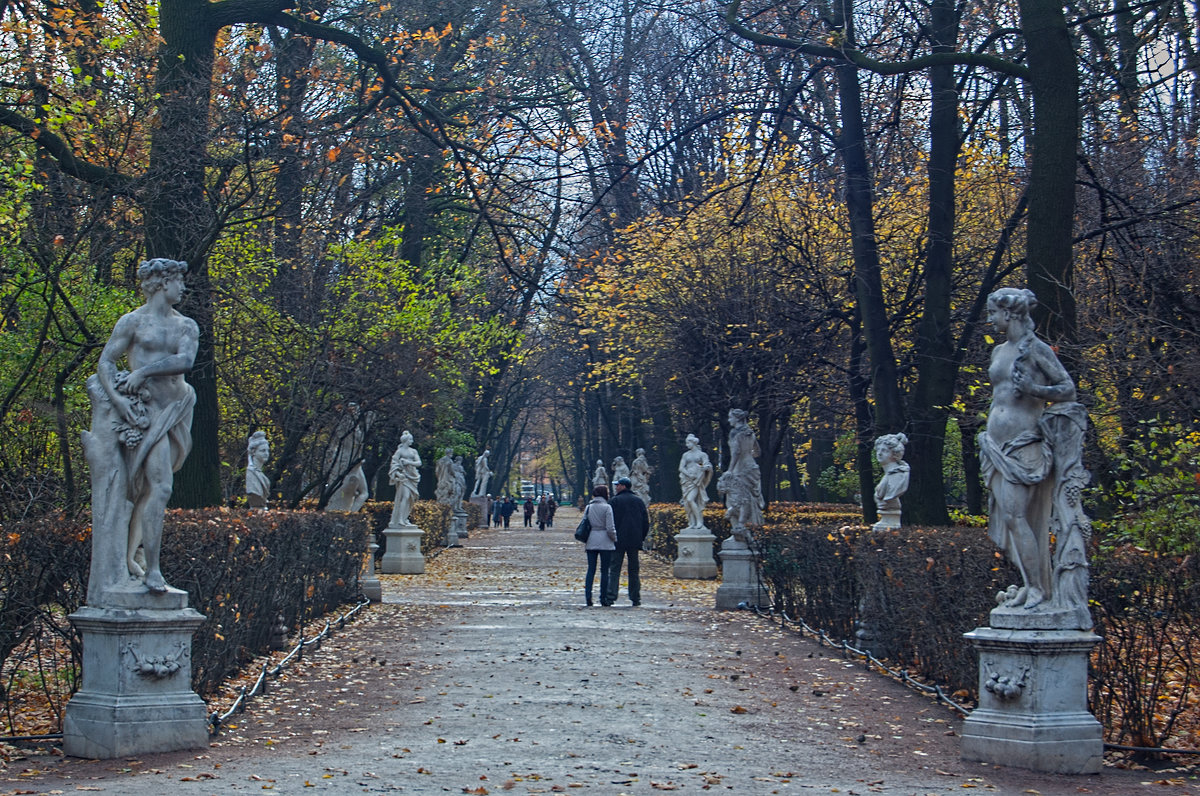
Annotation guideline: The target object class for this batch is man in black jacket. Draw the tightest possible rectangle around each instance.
[606,477,650,606]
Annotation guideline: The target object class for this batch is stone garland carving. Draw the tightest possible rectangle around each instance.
[980,287,1092,625]
[123,641,189,679]
[83,258,198,601]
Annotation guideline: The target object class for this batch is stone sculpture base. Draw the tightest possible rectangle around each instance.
[446,510,467,547]
[871,508,901,531]
[714,544,768,610]
[673,530,718,579]
[381,525,424,574]
[361,532,382,603]
[468,496,487,531]
[63,606,208,759]
[961,626,1102,774]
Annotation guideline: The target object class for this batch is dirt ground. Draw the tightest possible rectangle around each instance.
[3,509,1197,795]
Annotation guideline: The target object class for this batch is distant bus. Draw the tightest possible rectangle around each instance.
[520,480,535,498]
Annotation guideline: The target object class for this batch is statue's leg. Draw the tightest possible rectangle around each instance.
[138,435,176,593]
[996,481,1045,608]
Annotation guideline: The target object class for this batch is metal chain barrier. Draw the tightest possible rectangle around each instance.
[208,597,371,736]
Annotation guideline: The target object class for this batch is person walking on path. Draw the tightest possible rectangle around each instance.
[582,485,617,606]
[547,497,557,528]
[536,495,550,530]
[523,497,534,527]
[492,497,504,527]
[501,496,516,528]
[606,476,650,606]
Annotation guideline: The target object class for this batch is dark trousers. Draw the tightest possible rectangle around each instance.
[605,547,641,605]
[585,549,614,604]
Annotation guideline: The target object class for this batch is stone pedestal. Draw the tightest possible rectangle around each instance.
[381,525,424,574]
[871,508,901,531]
[961,626,1102,774]
[714,540,768,610]
[361,531,382,602]
[447,510,467,547]
[63,604,208,759]
[673,530,718,579]
[469,496,489,533]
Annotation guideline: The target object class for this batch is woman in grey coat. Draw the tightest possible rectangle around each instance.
[583,485,618,606]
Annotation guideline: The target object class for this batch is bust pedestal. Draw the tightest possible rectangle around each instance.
[63,596,208,759]
[381,524,425,574]
[361,530,382,602]
[961,623,1102,774]
[673,529,717,579]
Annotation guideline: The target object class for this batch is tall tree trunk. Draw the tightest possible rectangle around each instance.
[834,0,904,436]
[147,1,222,507]
[1019,0,1079,343]
[905,0,959,526]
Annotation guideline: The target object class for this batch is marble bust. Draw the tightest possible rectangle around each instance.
[245,431,271,509]
[83,258,198,600]
[872,433,909,529]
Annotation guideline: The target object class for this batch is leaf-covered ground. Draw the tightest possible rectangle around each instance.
[3,511,1198,794]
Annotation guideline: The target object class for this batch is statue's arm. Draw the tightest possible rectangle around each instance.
[96,314,138,421]
[1028,343,1077,402]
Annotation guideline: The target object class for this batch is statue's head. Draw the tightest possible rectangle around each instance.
[987,287,1037,322]
[137,258,187,298]
[247,430,269,462]
[400,430,413,445]
[728,408,749,425]
[874,432,907,462]
[685,433,699,448]
[636,447,645,456]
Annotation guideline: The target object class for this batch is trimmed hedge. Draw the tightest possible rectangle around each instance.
[1,508,368,734]
[362,500,453,560]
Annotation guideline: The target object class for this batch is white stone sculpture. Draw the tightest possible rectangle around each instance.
[978,287,1091,621]
[871,433,910,530]
[435,447,456,506]
[717,408,764,545]
[592,459,609,489]
[388,431,422,528]
[961,287,1100,775]
[630,448,652,506]
[84,258,198,599]
[471,448,492,498]
[325,403,370,512]
[611,456,630,484]
[245,431,271,509]
[67,258,208,760]
[678,435,712,530]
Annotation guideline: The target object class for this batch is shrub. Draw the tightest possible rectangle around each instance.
[362,500,453,560]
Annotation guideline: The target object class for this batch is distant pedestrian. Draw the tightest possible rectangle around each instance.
[536,495,550,531]
[582,485,617,606]
[606,477,650,606]
[501,496,516,528]
[547,498,557,528]
[523,498,535,527]
[492,498,504,528]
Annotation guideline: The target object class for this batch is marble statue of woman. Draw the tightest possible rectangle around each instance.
[611,456,630,484]
[979,287,1092,620]
[592,459,609,489]
[678,435,713,530]
[717,409,764,543]
[471,448,492,498]
[629,448,652,506]
[84,258,197,600]
[325,403,370,512]
[435,447,456,507]
[245,431,271,509]
[389,431,422,528]
[451,455,468,503]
